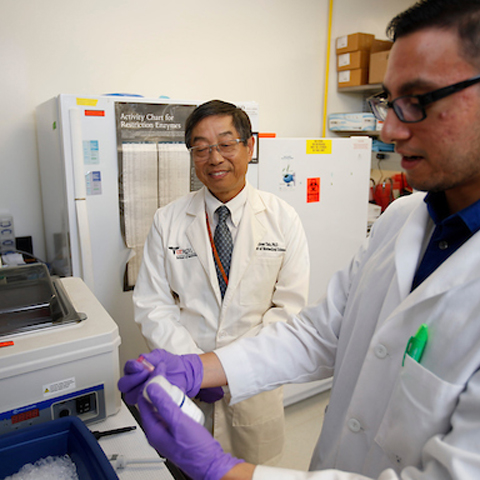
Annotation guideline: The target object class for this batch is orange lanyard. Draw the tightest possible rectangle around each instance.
[206,213,229,286]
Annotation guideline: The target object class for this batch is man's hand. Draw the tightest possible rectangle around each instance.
[196,386,225,403]
[118,349,204,404]
[138,381,243,480]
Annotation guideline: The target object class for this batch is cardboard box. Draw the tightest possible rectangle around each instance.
[338,68,368,88]
[369,50,390,84]
[371,39,393,53]
[337,50,369,71]
[336,33,375,54]
[328,112,376,132]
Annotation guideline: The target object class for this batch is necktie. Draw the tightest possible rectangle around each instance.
[214,206,233,298]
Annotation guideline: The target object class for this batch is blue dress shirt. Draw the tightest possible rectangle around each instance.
[411,192,480,290]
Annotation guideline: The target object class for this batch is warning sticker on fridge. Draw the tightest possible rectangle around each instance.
[306,140,332,154]
[307,177,320,203]
[43,377,76,397]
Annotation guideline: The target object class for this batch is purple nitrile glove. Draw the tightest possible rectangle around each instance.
[118,357,151,405]
[139,381,243,480]
[196,386,225,403]
[118,349,203,405]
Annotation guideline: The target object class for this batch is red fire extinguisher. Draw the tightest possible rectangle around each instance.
[374,178,394,212]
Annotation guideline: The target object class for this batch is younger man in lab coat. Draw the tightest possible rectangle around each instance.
[132,100,310,465]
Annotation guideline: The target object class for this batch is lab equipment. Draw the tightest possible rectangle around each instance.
[137,355,155,372]
[0,416,118,479]
[36,94,259,367]
[90,425,136,440]
[108,453,165,470]
[0,263,85,336]
[258,137,371,405]
[0,264,121,435]
[136,352,205,422]
[143,375,205,425]
[259,137,371,302]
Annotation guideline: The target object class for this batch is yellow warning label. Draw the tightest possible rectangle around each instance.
[76,98,98,107]
[306,140,332,154]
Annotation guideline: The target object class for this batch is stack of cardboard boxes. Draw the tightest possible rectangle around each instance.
[336,32,392,88]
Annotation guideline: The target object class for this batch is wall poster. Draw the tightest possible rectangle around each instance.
[115,101,198,290]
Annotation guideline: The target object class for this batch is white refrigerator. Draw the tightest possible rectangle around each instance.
[258,137,371,405]
[36,94,259,366]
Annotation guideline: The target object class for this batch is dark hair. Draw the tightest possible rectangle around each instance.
[387,0,480,67]
[185,100,252,149]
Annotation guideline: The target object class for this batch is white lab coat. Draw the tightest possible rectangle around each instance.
[217,192,480,479]
[134,183,309,463]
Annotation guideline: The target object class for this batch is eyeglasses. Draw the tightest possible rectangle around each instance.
[367,74,480,123]
[188,139,245,160]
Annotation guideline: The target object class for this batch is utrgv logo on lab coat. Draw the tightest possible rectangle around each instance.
[169,246,197,260]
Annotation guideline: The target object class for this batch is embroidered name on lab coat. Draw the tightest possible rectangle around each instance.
[169,246,197,259]
[256,242,286,252]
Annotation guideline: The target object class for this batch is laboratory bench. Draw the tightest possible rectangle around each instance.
[93,399,189,480]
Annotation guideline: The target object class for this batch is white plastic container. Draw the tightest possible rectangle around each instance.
[143,375,205,425]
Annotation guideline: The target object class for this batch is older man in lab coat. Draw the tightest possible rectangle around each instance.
[132,99,310,465]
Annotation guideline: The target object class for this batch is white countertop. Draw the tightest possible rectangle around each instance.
[92,402,174,480]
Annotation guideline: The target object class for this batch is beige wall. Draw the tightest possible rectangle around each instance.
[0,0,414,259]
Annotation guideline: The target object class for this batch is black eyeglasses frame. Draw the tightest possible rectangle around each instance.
[368,74,480,123]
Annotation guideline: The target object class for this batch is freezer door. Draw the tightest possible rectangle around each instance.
[258,137,371,303]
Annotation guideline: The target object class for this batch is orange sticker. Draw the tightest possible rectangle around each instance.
[85,110,105,117]
[307,177,320,203]
[258,132,276,138]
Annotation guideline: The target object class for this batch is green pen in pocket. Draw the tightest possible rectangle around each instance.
[402,324,428,366]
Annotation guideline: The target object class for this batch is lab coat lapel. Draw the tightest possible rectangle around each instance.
[185,189,220,298]
[224,190,266,304]
[389,202,480,320]
[393,201,430,300]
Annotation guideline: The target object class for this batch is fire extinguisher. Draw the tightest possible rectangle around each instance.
[374,178,394,212]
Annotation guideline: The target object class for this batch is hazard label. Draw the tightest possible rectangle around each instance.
[306,140,332,154]
[43,377,76,397]
[307,177,320,203]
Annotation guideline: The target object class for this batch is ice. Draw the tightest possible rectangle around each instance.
[4,455,79,480]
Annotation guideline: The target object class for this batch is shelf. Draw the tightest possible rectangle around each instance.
[337,83,382,94]
[330,83,384,138]
[330,130,381,137]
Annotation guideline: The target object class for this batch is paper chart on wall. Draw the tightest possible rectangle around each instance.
[115,102,197,289]
[121,142,191,289]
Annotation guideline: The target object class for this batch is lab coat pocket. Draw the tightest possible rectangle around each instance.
[230,388,285,464]
[240,256,283,305]
[374,355,464,471]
